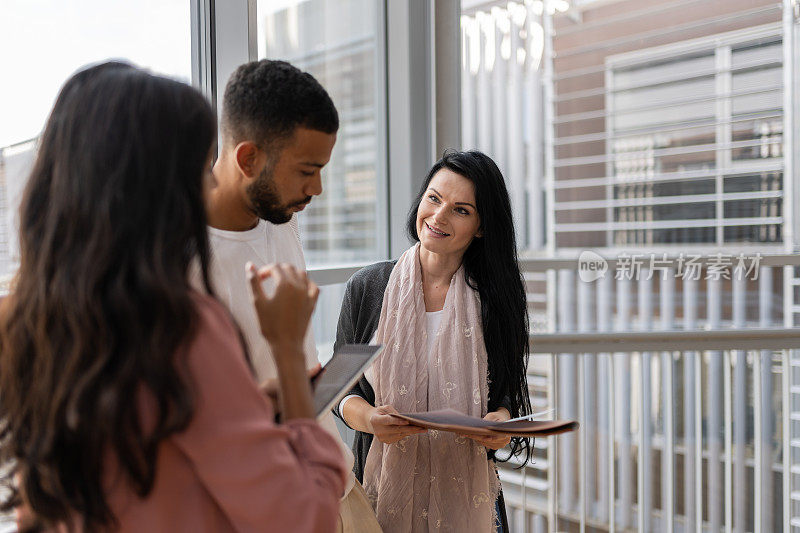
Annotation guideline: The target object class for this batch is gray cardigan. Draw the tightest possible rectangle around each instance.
[332,261,395,482]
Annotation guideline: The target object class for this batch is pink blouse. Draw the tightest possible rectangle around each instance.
[50,294,346,532]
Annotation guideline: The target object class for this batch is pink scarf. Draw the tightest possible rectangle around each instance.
[364,244,498,532]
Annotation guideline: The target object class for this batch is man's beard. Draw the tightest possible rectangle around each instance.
[246,166,310,224]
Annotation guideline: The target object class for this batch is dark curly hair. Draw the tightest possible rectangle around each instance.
[407,150,533,465]
[0,62,217,529]
[221,59,338,151]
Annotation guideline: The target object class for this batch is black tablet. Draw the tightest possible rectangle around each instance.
[313,344,383,418]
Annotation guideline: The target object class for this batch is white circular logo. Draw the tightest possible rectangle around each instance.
[578,250,607,283]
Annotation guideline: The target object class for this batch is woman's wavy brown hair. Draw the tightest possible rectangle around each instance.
[0,62,217,529]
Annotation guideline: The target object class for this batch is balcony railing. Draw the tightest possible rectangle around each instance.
[497,252,800,533]
[502,334,800,533]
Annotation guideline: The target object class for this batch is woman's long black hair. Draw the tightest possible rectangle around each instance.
[0,62,217,529]
[407,150,533,464]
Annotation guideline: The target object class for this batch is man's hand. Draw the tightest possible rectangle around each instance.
[367,405,427,444]
[247,261,318,358]
[247,262,318,420]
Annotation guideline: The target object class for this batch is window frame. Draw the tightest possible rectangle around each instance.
[199,0,445,285]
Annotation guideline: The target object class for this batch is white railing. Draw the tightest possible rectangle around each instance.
[500,252,800,533]
[504,337,800,533]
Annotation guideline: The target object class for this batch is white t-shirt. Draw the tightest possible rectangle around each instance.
[339,309,443,415]
[204,216,355,494]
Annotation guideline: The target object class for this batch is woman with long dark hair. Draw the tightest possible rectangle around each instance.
[0,62,345,531]
[335,150,532,532]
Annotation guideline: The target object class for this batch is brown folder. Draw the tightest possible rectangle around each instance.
[390,408,578,437]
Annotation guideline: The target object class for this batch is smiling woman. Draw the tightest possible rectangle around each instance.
[416,168,483,261]
[334,150,533,533]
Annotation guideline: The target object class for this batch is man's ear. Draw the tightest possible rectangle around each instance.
[233,141,265,181]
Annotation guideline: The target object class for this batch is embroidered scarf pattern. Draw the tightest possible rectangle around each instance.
[364,244,498,532]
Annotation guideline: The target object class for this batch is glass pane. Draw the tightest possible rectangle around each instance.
[732,66,782,115]
[460,2,544,250]
[614,53,715,90]
[0,0,191,148]
[0,0,192,286]
[614,74,716,131]
[257,0,386,267]
[310,282,346,365]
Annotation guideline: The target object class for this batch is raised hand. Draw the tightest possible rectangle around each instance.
[247,261,319,356]
[246,261,319,420]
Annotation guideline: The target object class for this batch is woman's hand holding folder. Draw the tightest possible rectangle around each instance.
[460,409,512,450]
[367,405,428,444]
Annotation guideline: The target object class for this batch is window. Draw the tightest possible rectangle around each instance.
[257,0,388,268]
[257,0,388,361]
[0,0,193,286]
[460,1,547,250]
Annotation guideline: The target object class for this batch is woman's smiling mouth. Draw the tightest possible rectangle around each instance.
[425,222,450,237]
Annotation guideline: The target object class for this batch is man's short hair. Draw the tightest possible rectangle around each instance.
[221,60,339,150]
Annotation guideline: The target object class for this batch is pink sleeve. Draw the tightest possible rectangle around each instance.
[173,296,346,533]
